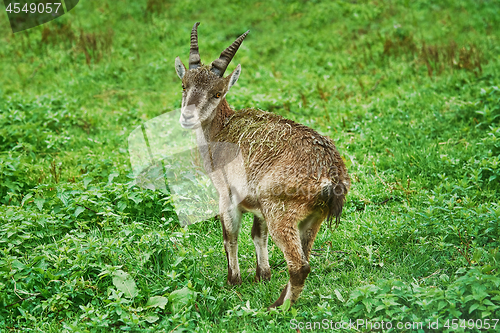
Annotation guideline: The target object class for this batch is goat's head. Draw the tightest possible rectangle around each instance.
[175,22,248,129]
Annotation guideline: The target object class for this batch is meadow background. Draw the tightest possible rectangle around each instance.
[1,0,500,332]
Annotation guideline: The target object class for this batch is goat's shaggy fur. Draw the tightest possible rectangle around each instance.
[175,23,350,308]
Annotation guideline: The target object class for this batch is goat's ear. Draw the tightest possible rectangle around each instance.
[227,64,241,90]
[175,57,186,79]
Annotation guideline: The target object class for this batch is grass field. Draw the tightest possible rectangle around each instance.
[1,0,500,332]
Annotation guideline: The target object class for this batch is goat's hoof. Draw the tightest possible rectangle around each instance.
[268,300,283,310]
[268,285,288,309]
[227,274,242,285]
[255,267,271,282]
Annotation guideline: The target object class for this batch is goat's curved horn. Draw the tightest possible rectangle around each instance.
[189,22,201,70]
[211,30,249,77]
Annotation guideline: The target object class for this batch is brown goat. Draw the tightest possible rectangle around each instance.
[174,22,350,308]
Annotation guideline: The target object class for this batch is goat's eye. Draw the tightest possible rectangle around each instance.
[182,85,186,91]
[214,92,221,98]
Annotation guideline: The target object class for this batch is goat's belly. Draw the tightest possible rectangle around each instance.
[239,196,264,219]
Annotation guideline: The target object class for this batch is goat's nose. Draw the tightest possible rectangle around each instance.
[183,113,194,120]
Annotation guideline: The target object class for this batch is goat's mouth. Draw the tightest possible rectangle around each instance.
[179,118,200,129]
[179,105,199,129]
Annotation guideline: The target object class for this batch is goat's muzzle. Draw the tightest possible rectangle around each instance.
[179,105,199,129]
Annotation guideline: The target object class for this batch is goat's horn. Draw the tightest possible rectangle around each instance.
[211,30,249,77]
[189,22,201,70]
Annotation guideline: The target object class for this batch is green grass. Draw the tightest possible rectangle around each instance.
[1,0,500,332]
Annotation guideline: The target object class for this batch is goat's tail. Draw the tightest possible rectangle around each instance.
[320,181,349,229]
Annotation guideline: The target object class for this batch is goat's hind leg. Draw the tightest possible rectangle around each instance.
[251,215,271,282]
[267,212,310,308]
[299,212,324,262]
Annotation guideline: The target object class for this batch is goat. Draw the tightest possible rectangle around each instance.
[174,22,350,308]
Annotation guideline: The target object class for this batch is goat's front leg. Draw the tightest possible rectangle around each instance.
[251,215,271,282]
[219,194,242,285]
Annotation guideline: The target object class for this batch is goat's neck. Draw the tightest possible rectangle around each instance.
[201,98,235,143]
[194,99,235,173]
